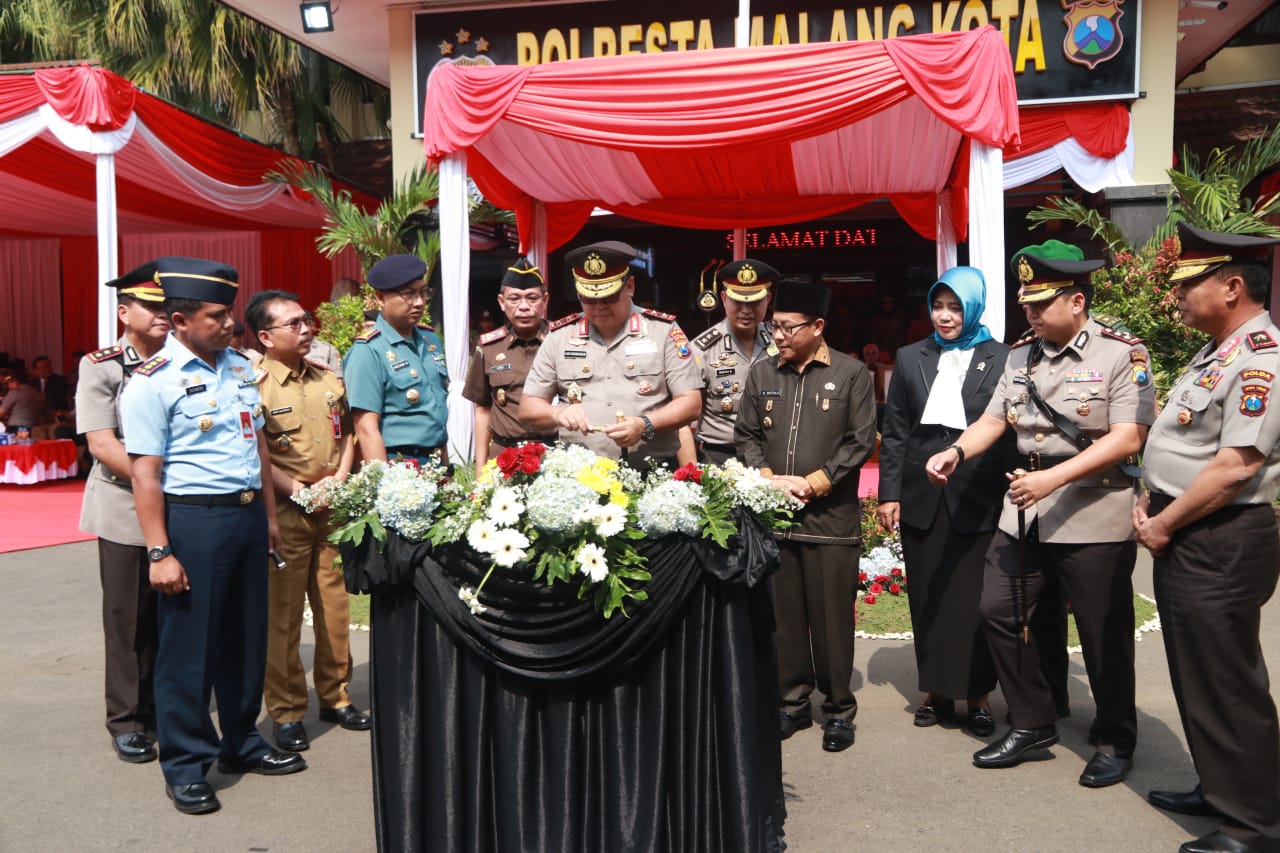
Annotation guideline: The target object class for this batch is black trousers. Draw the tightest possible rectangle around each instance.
[1154,501,1280,851]
[980,531,1137,756]
[99,538,157,735]
[775,541,858,721]
[156,501,271,784]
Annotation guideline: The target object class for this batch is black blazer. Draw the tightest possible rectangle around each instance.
[878,336,1013,534]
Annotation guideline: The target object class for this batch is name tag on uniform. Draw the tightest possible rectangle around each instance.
[759,389,782,398]
[564,350,587,359]
[239,410,254,440]
[184,384,207,396]
[269,406,292,415]
[490,363,512,372]
[625,340,658,356]
[392,360,410,371]
[715,367,736,377]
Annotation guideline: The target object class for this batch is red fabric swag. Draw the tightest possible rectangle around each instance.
[35,66,136,132]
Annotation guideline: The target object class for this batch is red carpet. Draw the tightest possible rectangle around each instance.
[0,479,94,553]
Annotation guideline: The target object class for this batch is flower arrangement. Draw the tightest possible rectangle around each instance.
[858,539,906,605]
[320,444,801,618]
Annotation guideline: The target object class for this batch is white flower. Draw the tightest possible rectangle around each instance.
[458,586,486,615]
[635,479,704,537]
[490,527,531,568]
[592,503,626,538]
[576,542,609,583]
[467,518,499,555]
[487,486,525,527]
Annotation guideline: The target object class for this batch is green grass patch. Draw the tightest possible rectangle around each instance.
[857,593,1158,646]
[349,594,370,627]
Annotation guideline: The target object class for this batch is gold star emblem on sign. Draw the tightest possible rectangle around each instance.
[456,28,471,44]
[439,40,454,56]
[476,37,490,53]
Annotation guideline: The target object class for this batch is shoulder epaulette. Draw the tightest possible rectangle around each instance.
[253,366,269,384]
[479,327,509,346]
[549,312,583,332]
[1091,312,1132,333]
[353,327,381,343]
[1010,328,1037,349]
[641,307,677,323]
[134,355,169,376]
[303,358,333,371]
[1248,330,1278,351]
[1100,326,1144,346]
[693,327,724,351]
[86,345,123,364]
[417,321,435,333]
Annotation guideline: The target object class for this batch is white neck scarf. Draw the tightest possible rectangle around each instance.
[920,347,974,430]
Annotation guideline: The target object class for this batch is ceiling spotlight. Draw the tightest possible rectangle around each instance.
[300,2,334,33]
[1182,0,1228,10]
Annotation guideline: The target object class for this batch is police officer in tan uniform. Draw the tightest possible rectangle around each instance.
[926,241,1155,787]
[246,290,370,755]
[462,258,556,471]
[1136,224,1280,853]
[521,241,701,466]
[692,259,777,465]
[76,262,170,764]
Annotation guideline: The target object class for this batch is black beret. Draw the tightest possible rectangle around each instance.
[368,254,428,291]
[153,256,239,305]
[773,283,831,318]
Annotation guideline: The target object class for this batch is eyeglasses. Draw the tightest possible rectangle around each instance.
[765,319,815,336]
[264,313,315,333]
[580,292,624,307]
[501,292,545,306]
[390,287,433,304]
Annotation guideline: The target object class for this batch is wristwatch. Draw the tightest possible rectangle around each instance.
[640,415,656,442]
[147,545,173,562]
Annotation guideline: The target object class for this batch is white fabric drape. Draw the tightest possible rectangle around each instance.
[1004,128,1135,193]
[439,152,475,463]
[131,122,291,209]
[40,104,134,154]
[0,239,64,369]
[968,141,1005,341]
[0,111,50,158]
[935,190,957,275]
[96,154,120,346]
[528,201,547,273]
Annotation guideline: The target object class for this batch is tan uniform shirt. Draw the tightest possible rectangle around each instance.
[461,322,550,442]
[693,319,775,446]
[257,355,350,486]
[524,308,702,460]
[76,338,146,546]
[1144,313,1280,502]
[983,317,1156,544]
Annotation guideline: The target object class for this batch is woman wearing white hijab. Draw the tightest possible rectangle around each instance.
[877,267,1012,736]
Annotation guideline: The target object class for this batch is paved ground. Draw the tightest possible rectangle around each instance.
[2,541,1277,852]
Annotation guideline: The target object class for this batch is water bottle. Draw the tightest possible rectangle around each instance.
[16,425,30,444]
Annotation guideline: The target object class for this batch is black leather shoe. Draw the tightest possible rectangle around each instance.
[273,721,309,752]
[1149,787,1225,818]
[913,698,954,728]
[113,731,157,764]
[1179,830,1254,853]
[165,782,220,815]
[972,726,1059,768]
[319,704,372,731]
[821,719,854,752]
[1078,751,1133,788]
[217,749,307,776]
[966,708,995,738]
[779,711,813,740]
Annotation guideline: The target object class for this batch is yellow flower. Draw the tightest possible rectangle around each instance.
[476,461,498,487]
[576,469,610,494]
[609,484,629,507]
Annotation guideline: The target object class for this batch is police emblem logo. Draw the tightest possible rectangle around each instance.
[698,290,718,311]
[738,265,758,285]
[1017,257,1035,284]
[583,253,608,276]
[1077,402,1091,417]
[1061,0,1125,70]
[1241,384,1270,417]
[495,388,507,406]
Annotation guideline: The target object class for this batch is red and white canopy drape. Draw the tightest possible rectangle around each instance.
[0,66,371,355]
[422,26,1021,459]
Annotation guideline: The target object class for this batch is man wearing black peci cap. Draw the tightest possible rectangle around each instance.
[735,282,878,753]
[76,261,169,765]
[925,240,1154,787]
[521,240,701,467]
[120,256,305,815]
[342,254,451,467]
[1136,223,1280,853]
[462,257,556,472]
[692,259,778,465]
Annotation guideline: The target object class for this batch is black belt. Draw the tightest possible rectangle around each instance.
[492,433,558,449]
[386,444,444,459]
[166,489,259,507]
[1025,452,1074,471]
[1148,492,1174,511]
[699,441,737,454]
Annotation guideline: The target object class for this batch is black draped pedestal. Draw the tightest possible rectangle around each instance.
[343,518,786,853]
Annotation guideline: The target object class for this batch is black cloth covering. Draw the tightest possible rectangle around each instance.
[343,512,786,853]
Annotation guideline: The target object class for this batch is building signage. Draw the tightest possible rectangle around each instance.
[725,228,878,250]
[414,0,1140,133]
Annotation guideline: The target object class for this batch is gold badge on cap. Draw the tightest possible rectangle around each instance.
[584,253,608,276]
[495,388,507,406]
[276,435,291,451]
[198,416,213,432]
[738,264,758,285]
[1017,256,1035,283]
[406,389,421,404]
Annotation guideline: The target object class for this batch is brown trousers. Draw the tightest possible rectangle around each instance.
[775,541,859,721]
[99,538,157,735]
[264,501,353,722]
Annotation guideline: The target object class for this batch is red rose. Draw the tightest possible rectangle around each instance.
[858,571,868,583]
[869,582,883,595]
[864,594,877,605]
[673,462,702,484]
[875,574,890,585]
[519,441,547,458]
[889,582,902,595]
[519,454,541,474]
[496,447,520,477]
[890,567,903,577]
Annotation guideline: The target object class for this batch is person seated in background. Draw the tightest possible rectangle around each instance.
[30,355,71,414]
[1,369,46,434]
